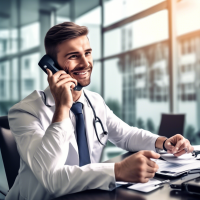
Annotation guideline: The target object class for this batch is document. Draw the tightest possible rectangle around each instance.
[161,153,197,164]
[128,178,162,193]
[155,159,200,176]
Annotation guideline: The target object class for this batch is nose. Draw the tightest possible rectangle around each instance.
[79,55,89,68]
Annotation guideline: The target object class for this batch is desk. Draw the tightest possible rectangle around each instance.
[53,152,200,200]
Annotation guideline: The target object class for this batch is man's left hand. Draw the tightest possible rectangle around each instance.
[164,134,194,157]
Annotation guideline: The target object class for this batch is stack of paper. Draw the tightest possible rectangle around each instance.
[153,152,200,176]
[161,153,197,164]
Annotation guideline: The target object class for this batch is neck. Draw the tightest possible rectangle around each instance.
[72,89,82,102]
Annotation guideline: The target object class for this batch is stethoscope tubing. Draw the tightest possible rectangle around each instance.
[43,90,107,145]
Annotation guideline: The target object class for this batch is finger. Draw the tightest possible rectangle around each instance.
[68,81,76,90]
[48,70,67,85]
[140,150,160,159]
[167,149,173,154]
[178,140,194,154]
[61,81,76,92]
[145,172,156,179]
[176,139,191,153]
[56,78,77,88]
[46,68,53,76]
[53,70,67,79]
[164,140,175,151]
[46,68,53,83]
[173,139,185,154]
[146,159,159,169]
[173,149,186,157]
[58,73,71,79]
[177,143,187,152]
[58,75,78,85]
[146,165,158,173]
[187,145,194,153]
[141,178,149,183]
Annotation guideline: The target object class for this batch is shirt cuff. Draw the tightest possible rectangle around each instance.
[150,133,160,152]
[101,163,116,190]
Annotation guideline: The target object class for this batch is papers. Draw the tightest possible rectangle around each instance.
[128,179,162,193]
[155,146,200,176]
[161,153,196,164]
[156,159,200,176]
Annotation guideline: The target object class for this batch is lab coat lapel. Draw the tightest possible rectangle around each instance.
[69,110,79,156]
[44,86,79,164]
[83,96,94,158]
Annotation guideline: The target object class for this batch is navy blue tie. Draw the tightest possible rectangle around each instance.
[71,102,91,166]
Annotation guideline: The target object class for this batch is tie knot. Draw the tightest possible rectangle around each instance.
[71,102,83,115]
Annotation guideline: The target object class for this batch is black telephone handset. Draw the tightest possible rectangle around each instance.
[38,54,83,91]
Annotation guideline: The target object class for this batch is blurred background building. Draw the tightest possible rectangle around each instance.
[0,0,200,196]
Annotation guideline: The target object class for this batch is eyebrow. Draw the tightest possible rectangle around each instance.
[64,48,92,57]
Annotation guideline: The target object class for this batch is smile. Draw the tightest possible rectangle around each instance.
[74,71,87,75]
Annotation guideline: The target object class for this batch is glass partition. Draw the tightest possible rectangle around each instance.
[20,22,40,51]
[176,0,200,144]
[104,0,165,27]
[104,58,123,118]
[21,53,40,99]
[104,42,169,133]
[104,10,168,57]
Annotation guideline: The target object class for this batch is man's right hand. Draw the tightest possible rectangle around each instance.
[46,69,77,122]
[114,150,160,183]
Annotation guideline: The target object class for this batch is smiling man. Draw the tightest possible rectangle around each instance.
[6,22,194,200]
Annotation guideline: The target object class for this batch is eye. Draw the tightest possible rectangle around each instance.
[85,51,91,56]
[69,55,78,59]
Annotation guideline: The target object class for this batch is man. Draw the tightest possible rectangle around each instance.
[6,22,193,200]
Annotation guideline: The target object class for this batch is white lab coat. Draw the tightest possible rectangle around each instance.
[6,86,159,200]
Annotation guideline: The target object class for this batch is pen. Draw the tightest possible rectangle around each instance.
[192,150,200,158]
[170,142,199,157]
[167,142,189,155]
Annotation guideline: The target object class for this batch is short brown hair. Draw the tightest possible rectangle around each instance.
[44,22,88,62]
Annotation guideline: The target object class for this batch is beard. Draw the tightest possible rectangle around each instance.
[69,66,93,88]
[78,75,91,87]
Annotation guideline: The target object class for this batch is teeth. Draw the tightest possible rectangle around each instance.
[75,72,87,75]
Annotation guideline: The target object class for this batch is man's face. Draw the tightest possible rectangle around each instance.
[57,35,93,87]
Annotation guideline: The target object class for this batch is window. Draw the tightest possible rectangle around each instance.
[0,81,5,96]
[0,65,5,75]
[24,79,34,91]
[104,10,168,57]
[24,59,30,69]
[0,30,9,57]
[21,53,40,98]
[20,22,40,51]
[104,0,165,27]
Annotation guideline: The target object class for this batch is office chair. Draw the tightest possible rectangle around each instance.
[0,116,20,196]
[158,113,185,138]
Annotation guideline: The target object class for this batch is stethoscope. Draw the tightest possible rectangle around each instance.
[42,90,108,146]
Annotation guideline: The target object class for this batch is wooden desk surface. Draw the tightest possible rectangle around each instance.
[53,152,200,200]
